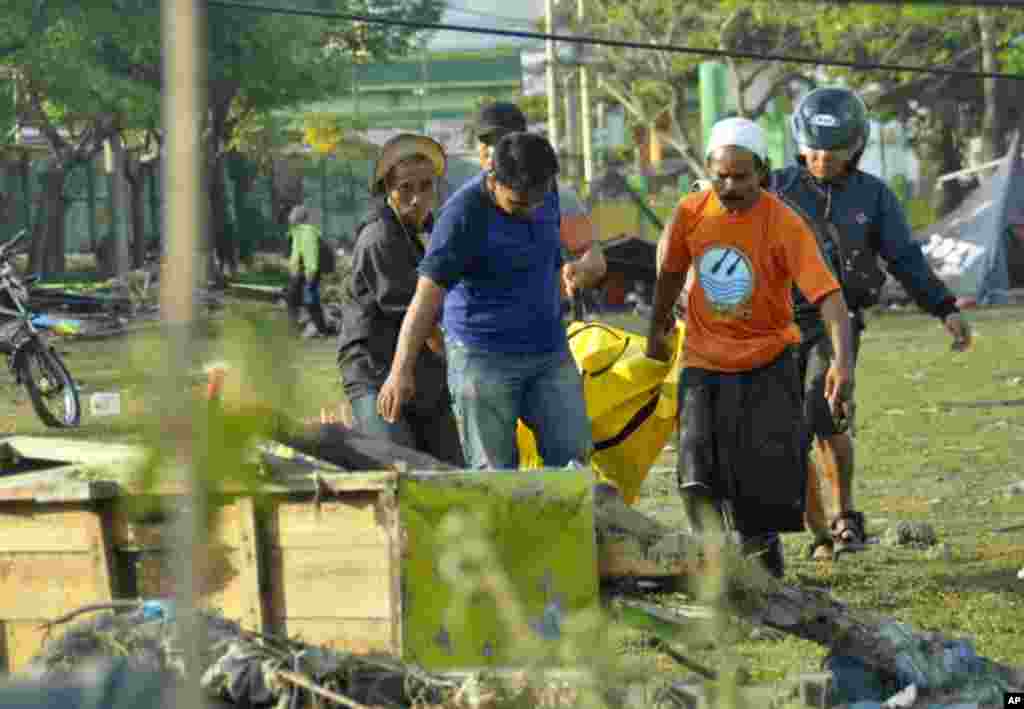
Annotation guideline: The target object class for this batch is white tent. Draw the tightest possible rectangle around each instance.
[912,131,1022,305]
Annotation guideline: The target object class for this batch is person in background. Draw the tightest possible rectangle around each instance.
[336,133,464,466]
[771,87,972,560]
[646,117,855,578]
[377,132,599,470]
[465,102,607,301]
[286,204,334,337]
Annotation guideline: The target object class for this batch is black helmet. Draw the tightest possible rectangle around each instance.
[791,87,869,154]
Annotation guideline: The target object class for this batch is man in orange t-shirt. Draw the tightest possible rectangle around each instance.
[645,117,855,578]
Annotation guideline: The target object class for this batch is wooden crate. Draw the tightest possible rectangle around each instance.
[0,437,604,674]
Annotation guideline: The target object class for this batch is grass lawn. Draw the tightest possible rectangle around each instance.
[1,301,1022,680]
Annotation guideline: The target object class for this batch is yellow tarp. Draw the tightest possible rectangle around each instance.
[517,321,685,505]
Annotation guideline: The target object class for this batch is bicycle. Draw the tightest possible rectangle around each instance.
[0,230,81,427]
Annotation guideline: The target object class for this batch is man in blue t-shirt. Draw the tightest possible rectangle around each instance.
[376,132,599,469]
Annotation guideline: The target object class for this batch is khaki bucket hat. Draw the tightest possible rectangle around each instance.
[371,133,447,195]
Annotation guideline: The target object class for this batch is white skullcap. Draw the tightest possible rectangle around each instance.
[705,117,767,162]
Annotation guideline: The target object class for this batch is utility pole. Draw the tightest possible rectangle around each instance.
[577,0,594,184]
[544,0,560,154]
[563,72,579,180]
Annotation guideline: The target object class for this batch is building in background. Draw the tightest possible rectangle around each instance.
[297,49,524,158]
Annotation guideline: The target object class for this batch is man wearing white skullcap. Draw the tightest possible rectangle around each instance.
[645,116,855,578]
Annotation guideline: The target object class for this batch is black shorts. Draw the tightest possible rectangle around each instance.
[676,348,807,536]
[796,319,863,439]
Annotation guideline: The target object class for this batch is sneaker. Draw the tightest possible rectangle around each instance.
[831,511,868,558]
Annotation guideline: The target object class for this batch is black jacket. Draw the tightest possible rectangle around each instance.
[337,202,447,410]
[771,166,957,327]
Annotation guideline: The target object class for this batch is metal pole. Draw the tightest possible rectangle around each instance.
[577,0,594,184]
[563,73,578,179]
[162,1,204,706]
[544,0,560,153]
[421,42,430,135]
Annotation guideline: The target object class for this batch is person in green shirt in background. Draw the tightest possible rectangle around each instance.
[286,204,334,337]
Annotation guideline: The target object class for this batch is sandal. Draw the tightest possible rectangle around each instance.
[830,511,867,559]
[806,538,834,561]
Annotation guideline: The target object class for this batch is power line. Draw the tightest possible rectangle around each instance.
[443,2,536,28]
[833,0,1023,6]
[208,0,1023,81]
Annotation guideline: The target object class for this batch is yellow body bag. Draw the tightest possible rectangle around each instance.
[517,321,685,505]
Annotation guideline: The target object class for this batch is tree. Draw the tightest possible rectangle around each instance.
[581,0,816,178]
[807,3,1024,215]
[2,1,159,274]
[95,0,445,281]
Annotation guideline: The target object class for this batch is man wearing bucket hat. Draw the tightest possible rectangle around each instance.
[771,87,971,561]
[336,133,464,465]
[460,101,607,300]
[377,132,595,470]
[646,117,856,578]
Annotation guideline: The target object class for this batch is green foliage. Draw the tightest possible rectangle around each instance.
[1006,43,1024,75]
[0,80,14,145]
[905,195,939,232]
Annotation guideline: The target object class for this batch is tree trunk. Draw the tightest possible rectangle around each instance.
[932,102,969,219]
[28,160,67,276]
[604,524,1024,695]
[17,151,32,237]
[129,167,146,269]
[977,9,1006,163]
[208,153,233,281]
[147,160,160,261]
[230,155,257,264]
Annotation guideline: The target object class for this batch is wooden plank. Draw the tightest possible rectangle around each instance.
[1,434,146,463]
[0,476,120,503]
[133,548,248,621]
[235,498,267,635]
[0,554,112,620]
[115,469,395,498]
[3,620,49,674]
[268,496,388,549]
[321,472,397,492]
[2,437,146,466]
[86,502,116,607]
[276,619,393,655]
[381,487,403,656]
[111,504,243,550]
[268,547,392,619]
[0,504,105,553]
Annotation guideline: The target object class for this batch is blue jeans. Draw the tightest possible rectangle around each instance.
[348,386,465,467]
[446,338,592,470]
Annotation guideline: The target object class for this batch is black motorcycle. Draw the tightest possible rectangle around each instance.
[0,230,81,427]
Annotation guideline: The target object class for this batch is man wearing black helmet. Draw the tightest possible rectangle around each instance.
[771,86,973,561]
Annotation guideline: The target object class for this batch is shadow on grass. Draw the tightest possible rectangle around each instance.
[931,567,1023,595]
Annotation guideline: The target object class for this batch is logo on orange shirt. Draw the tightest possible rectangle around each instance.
[697,245,755,319]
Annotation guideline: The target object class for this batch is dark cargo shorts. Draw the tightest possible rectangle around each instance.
[796,318,863,439]
[676,347,808,536]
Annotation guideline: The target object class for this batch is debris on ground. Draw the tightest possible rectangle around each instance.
[26,602,455,708]
[882,522,938,549]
